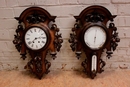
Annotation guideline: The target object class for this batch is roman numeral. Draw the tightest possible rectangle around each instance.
[26,38,30,40]
[38,29,41,32]
[27,34,30,36]
[40,44,42,47]
[30,30,33,33]
[34,29,36,32]
[41,33,44,35]
[41,37,46,39]
[36,45,38,48]
[42,41,45,43]
[31,44,34,47]
[28,41,31,45]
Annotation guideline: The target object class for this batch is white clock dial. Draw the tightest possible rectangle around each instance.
[84,26,106,49]
[25,27,47,50]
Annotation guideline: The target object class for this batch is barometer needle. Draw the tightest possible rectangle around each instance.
[94,29,97,44]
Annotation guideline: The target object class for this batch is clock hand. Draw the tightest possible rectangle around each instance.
[94,29,97,44]
[37,37,46,39]
[36,37,40,39]
[32,36,46,43]
[32,37,38,43]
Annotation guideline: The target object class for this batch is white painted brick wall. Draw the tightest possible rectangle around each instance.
[0,0,6,7]
[112,0,130,4]
[0,0,130,71]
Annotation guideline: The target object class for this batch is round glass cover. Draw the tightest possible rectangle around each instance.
[84,26,106,49]
[25,27,47,50]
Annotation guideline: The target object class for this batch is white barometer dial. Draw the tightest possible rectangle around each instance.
[84,26,106,49]
[25,27,47,50]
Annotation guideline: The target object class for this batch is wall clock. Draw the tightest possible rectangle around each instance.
[24,26,48,50]
[13,7,63,79]
[83,24,107,50]
[69,5,120,79]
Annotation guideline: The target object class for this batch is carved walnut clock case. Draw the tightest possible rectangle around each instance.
[13,7,63,79]
[69,5,120,79]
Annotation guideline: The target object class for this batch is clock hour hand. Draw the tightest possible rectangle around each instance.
[32,37,38,43]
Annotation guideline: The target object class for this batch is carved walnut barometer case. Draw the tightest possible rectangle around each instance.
[13,7,63,79]
[69,5,120,79]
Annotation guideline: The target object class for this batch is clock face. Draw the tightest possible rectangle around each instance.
[25,27,47,50]
[84,26,106,50]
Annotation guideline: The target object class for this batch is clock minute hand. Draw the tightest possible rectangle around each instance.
[32,36,43,43]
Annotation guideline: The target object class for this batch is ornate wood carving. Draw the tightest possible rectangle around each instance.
[13,7,63,79]
[69,5,120,79]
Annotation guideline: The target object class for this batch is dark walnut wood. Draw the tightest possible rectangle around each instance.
[13,7,63,79]
[69,5,120,79]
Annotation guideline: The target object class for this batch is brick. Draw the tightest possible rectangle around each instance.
[60,29,72,39]
[0,8,14,18]
[11,52,22,57]
[37,0,59,5]
[118,27,130,38]
[122,56,130,62]
[112,0,130,4]
[118,39,129,48]
[0,52,4,57]
[61,62,82,70]
[0,19,17,29]
[0,42,9,51]
[6,41,16,51]
[59,0,78,5]
[13,7,28,17]
[117,48,127,55]
[9,29,16,40]
[104,4,118,17]
[56,17,75,29]
[0,0,6,7]
[0,62,22,70]
[47,5,81,17]
[118,28,125,38]
[127,49,130,56]
[3,51,13,57]
[78,0,110,4]
[6,0,18,7]
[117,16,130,27]
[60,40,71,50]
[7,51,21,57]
[111,55,126,62]
[46,6,62,17]
[56,49,76,57]
[50,61,82,70]
[106,62,119,69]
[17,0,37,6]
[50,58,80,63]
[0,30,11,40]
[117,4,130,16]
